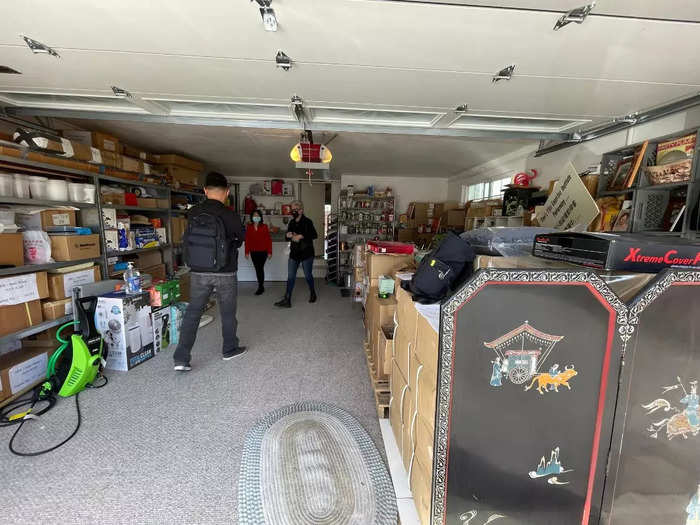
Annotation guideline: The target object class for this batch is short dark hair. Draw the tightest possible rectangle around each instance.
[204,172,228,189]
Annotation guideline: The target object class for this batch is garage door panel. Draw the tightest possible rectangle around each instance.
[0,1,698,84]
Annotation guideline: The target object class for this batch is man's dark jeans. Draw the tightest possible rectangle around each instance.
[173,272,239,365]
[285,256,315,298]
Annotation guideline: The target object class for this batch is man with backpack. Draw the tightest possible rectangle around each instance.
[173,172,245,372]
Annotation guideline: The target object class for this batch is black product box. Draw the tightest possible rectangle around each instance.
[532,232,700,273]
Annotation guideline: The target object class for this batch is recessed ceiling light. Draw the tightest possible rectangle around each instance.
[253,1,277,31]
[0,66,21,74]
[553,2,595,31]
[276,51,292,71]
[20,35,60,58]
[492,64,515,83]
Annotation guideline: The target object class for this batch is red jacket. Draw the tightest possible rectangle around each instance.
[245,223,272,255]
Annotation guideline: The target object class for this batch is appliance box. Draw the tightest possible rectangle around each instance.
[97,291,154,372]
[152,306,171,354]
[533,232,700,272]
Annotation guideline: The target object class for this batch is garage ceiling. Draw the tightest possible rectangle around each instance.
[0,0,699,177]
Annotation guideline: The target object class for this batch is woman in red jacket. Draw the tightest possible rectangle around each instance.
[245,209,272,295]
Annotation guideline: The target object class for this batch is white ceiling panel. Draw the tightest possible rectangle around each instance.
[0,1,699,85]
[395,0,700,21]
[0,49,696,121]
[64,118,534,178]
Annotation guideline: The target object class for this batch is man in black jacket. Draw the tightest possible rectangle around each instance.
[173,172,246,371]
[274,200,318,308]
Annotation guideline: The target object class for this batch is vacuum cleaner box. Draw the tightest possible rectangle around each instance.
[151,306,171,354]
[533,232,700,273]
[96,291,154,372]
[0,347,51,402]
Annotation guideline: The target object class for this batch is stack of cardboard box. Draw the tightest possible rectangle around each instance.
[390,284,439,525]
[0,271,50,337]
[153,154,203,188]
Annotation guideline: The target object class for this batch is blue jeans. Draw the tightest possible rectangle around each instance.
[285,257,315,298]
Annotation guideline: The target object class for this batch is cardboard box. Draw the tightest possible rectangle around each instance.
[445,209,466,227]
[136,250,163,269]
[153,154,204,172]
[162,165,201,187]
[48,266,101,300]
[414,412,434,473]
[156,198,169,209]
[171,217,187,244]
[409,449,433,525]
[0,300,42,338]
[97,291,153,372]
[136,198,157,208]
[414,312,439,377]
[378,325,394,376]
[395,288,417,381]
[389,358,409,455]
[120,155,142,173]
[366,252,414,280]
[466,199,502,218]
[16,209,77,231]
[92,132,120,153]
[397,228,417,243]
[401,387,415,471]
[99,150,121,168]
[41,297,73,320]
[0,347,51,402]
[409,202,430,224]
[142,263,167,281]
[0,233,25,267]
[50,234,101,261]
[122,144,155,163]
[101,191,125,206]
[152,306,171,354]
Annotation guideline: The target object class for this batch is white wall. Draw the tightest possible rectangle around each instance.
[340,174,448,214]
[448,107,700,196]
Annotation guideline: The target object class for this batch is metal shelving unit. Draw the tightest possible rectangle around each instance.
[0,196,96,208]
[0,315,72,347]
[106,244,171,257]
[597,126,700,238]
[0,257,103,277]
[110,205,171,213]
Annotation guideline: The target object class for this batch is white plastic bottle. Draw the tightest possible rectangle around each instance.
[123,262,142,294]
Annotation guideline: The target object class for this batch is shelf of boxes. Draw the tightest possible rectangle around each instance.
[0,257,104,277]
[0,315,73,347]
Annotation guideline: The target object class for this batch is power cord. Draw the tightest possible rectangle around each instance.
[1,374,108,457]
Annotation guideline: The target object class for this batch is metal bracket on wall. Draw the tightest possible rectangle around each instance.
[553,2,596,31]
[492,65,515,83]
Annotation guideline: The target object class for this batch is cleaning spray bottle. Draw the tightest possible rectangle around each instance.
[123,262,141,294]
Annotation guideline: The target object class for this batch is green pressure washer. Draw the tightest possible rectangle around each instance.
[1,295,107,456]
[40,295,105,398]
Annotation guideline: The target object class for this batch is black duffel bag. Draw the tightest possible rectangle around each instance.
[403,231,475,304]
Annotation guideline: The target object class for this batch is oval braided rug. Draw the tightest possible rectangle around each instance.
[238,402,398,525]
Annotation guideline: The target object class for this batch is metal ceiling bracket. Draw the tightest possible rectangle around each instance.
[0,66,21,75]
[276,51,292,71]
[553,2,596,31]
[111,85,170,116]
[492,65,515,83]
[111,86,133,99]
[20,35,60,58]
[290,95,307,127]
[454,104,468,113]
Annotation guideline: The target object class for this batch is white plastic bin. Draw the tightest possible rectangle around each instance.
[47,179,68,201]
[82,183,96,203]
[27,175,48,199]
[68,182,83,202]
[0,173,14,197]
[14,174,32,199]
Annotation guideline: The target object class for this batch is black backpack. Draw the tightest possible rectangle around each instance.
[183,212,231,272]
[404,231,475,304]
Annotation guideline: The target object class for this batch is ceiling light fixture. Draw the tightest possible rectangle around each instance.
[553,2,596,31]
[20,35,60,58]
[0,66,21,74]
[253,0,278,31]
[492,64,515,83]
[276,51,292,71]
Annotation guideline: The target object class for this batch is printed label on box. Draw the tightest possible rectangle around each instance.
[103,139,117,152]
[0,273,39,306]
[51,213,71,226]
[90,148,102,164]
[63,268,97,298]
[9,352,48,394]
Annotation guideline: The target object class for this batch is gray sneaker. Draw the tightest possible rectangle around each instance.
[174,364,192,372]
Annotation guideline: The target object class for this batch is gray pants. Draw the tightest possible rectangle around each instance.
[173,272,239,365]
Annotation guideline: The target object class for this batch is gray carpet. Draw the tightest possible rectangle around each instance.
[0,280,382,525]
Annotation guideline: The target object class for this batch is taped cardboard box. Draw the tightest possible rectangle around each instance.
[121,155,143,173]
[136,250,163,269]
[136,198,157,208]
[48,266,101,301]
[153,154,204,172]
[0,271,49,336]
[15,209,77,231]
[0,233,25,267]
[91,132,120,153]
[0,300,43,338]
[122,144,155,163]
[41,297,73,321]
[0,347,51,402]
[50,234,101,261]
[162,165,201,187]
[142,263,167,281]
[366,252,413,280]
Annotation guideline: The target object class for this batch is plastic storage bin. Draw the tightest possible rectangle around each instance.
[68,182,83,202]
[14,174,32,199]
[0,173,14,196]
[82,183,96,203]
[46,179,68,201]
[27,175,47,199]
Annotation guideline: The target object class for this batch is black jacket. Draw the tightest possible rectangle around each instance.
[287,215,318,261]
[188,199,244,273]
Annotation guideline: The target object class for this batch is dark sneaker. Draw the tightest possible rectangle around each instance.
[255,286,265,296]
[174,364,192,372]
[309,291,317,303]
[274,297,292,308]
[223,347,247,360]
